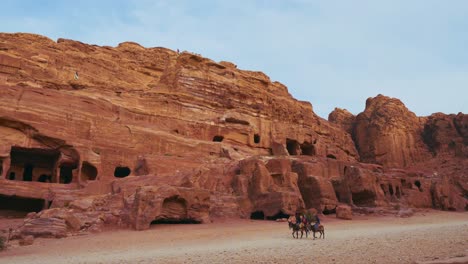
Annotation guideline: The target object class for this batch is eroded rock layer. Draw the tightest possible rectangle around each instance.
[0,33,466,238]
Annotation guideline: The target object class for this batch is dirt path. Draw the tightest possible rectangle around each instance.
[1,211,467,264]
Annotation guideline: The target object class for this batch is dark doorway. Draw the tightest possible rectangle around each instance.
[250,211,265,220]
[322,207,336,215]
[266,211,289,220]
[23,164,33,181]
[0,195,45,215]
[38,174,52,183]
[8,172,16,180]
[389,185,394,196]
[286,139,300,155]
[59,165,74,184]
[414,180,423,192]
[114,167,131,178]
[213,135,224,142]
[254,134,261,144]
[301,142,315,156]
[81,162,98,181]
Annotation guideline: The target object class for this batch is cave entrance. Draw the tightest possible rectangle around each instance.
[213,135,224,142]
[0,195,45,217]
[414,180,423,192]
[59,164,76,184]
[81,162,98,181]
[326,154,337,159]
[389,185,394,196]
[266,211,289,220]
[322,207,336,215]
[151,196,200,225]
[23,164,34,181]
[301,142,316,156]
[286,139,300,155]
[352,190,376,207]
[250,211,265,220]
[254,134,261,144]
[10,147,60,182]
[114,166,131,178]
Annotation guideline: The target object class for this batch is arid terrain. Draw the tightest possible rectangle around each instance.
[0,33,467,264]
[1,210,467,264]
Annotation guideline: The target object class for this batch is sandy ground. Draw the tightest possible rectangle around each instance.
[0,210,467,264]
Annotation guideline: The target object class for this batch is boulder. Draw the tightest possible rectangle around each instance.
[19,217,67,238]
[336,204,352,220]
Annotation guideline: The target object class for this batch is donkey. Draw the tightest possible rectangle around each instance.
[288,220,309,239]
[308,223,325,239]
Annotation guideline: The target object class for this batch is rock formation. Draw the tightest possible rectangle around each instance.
[0,33,466,239]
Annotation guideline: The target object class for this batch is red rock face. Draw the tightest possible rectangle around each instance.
[0,33,466,236]
[328,107,355,135]
[353,94,432,167]
[423,112,468,158]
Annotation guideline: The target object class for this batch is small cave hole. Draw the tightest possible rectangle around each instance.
[114,166,131,178]
[389,185,394,196]
[326,154,337,160]
[286,138,300,155]
[250,211,265,220]
[301,142,315,156]
[414,180,423,192]
[322,207,336,215]
[8,172,16,180]
[38,174,52,183]
[254,134,261,144]
[81,162,98,181]
[266,211,289,221]
[213,135,224,142]
[59,165,75,184]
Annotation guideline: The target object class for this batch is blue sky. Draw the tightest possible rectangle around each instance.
[2,0,467,118]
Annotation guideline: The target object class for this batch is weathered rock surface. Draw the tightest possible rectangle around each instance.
[328,107,355,135]
[129,185,211,230]
[336,204,352,220]
[0,33,465,237]
[353,95,432,167]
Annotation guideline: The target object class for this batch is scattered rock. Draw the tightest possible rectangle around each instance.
[336,205,352,220]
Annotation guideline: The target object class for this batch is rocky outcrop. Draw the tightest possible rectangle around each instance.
[232,158,304,219]
[353,95,432,167]
[423,112,468,157]
[0,33,466,239]
[328,108,355,135]
[129,185,211,230]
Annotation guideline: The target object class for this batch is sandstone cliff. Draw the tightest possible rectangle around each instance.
[0,33,465,238]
